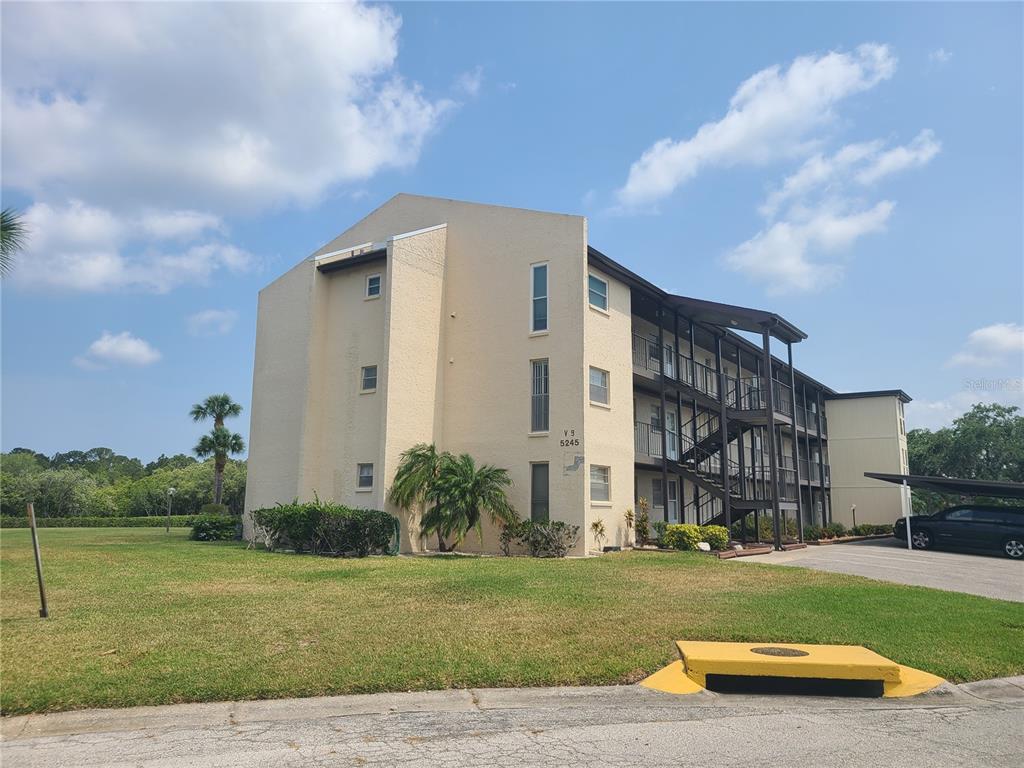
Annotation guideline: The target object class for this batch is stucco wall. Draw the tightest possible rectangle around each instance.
[243,260,317,538]
[380,226,448,552]
[826,395,909,526]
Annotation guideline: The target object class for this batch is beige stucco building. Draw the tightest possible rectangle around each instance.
[243,194,911,554]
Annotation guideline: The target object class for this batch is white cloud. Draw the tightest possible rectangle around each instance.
[907,385,1023,431]
[1,2,452,213]
[616,44,896,208]
[74,331,161,370]
[13,200,254,293]
[723,201,894,294]
[187,309,239,337]
[139,210,223,241]
[946,323,1024,368]
[929,48,953,64]
[855,130,941,185]
[455,66,484,97]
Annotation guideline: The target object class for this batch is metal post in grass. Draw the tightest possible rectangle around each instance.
[27,502,49,618]
[165,487,176,533]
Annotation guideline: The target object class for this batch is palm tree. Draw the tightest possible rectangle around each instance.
[190,393,243,430]
[421,453,517,551]
[190,394,244,505]
[194,426,245,505]
[389,443,452,551]
[1,208,29,277]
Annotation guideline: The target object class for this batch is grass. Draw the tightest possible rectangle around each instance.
[2,528,1022,715]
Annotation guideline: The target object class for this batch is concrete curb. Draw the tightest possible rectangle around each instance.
[3,676,1022,742]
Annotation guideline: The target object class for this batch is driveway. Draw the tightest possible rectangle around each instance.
[736,537,1024,602]
[2,680,1023,767]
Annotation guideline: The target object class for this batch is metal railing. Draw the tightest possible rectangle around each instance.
[634,421,679,462]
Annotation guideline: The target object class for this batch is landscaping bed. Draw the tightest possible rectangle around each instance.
[807,534,894,546]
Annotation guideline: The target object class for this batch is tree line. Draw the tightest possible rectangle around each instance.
[1,393,248,519]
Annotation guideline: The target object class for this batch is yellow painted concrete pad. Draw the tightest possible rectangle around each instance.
[676,641,902,686]
[639,660,705,695]
[883,665,946,698]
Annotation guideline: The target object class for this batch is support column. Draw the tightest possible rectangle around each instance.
[657,305,669,523]
[815,389,830,525]
[801,382,815,525]
[673,311,683,524]
[762,329,782,550]
[736,347,747,501]
[715,336,731,535]
[787,342,803,542]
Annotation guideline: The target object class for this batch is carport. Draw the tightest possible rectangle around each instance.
[863,473,1024,500]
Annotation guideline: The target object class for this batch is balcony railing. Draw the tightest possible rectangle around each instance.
[634,421,679,463]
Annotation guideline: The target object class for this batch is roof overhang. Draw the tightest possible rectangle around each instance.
[828,390,912,404]
[865,473,1024,499]
[587,246,807,344]
[315,246,386,274]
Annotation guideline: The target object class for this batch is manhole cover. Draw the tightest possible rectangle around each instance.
[750,646,809,657]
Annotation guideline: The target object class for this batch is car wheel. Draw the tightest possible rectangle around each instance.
[911,528,932,550]
[1004,539,1024,559]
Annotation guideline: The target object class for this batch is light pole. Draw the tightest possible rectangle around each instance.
[165,487,176,533]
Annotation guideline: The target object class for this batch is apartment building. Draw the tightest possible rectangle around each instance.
[243,194,911,554]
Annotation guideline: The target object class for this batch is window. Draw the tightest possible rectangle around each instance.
[945,508,975,521]
[588,274,608,311]
[366,273,382,298]
[589,367,609,405]
[360,365,378,392]
[357,463,374,489]
[530,463,550,522]
[531,263,548,332]
[531,359,549,432]
[590,465,610,502]
[651,478,664,508]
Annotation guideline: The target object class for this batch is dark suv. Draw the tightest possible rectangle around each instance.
[894,505,1024,559]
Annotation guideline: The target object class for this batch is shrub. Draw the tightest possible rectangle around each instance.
[850,523,894,536]
[699,525,729,551]
[199,503,230,516]
[313,507,397,556]
[635,508,650,546]
[804,524,824,541]
[824,522,847,539]
[0,515,196,528]
[500,520,580,557]
[662,523,702,551]
[189,513,238,541]
[251,500,397,556]
[652,520,668,546]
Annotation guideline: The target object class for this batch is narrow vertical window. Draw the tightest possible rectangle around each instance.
[530,463,550,522]
[531,359,549,432]
[590,465,610,502]
[531,263,548,332]
[357,463,374,489]
[366,273,382,298]
[588,274,608,311]
[360,365,378,392]
[589,367,609,405]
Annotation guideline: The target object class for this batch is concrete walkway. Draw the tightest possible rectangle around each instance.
[735,537,1024,602]
[3,679,1023,767]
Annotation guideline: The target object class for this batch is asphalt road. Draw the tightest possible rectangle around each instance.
[3,679,1023,767]
[736,537,1024,602]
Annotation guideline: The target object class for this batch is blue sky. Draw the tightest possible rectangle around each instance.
[2,2,1022,462]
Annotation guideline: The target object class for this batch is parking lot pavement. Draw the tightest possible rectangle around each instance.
[735,537,1023,602]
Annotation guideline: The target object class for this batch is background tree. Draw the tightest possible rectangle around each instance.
[907,403,1024,512]
[420,453,516,551]
[194,427,245,506]
[0,207,28,277]
[190,394,243,430]
[389,443,452,551]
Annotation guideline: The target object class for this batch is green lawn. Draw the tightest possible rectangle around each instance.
[2,528,1022,715]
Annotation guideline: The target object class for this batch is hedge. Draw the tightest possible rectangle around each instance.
[0,515,197,529]
[499,520,580,557]
[661,523,731,551]
[251,501,398,557]
[190,513,239,541]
